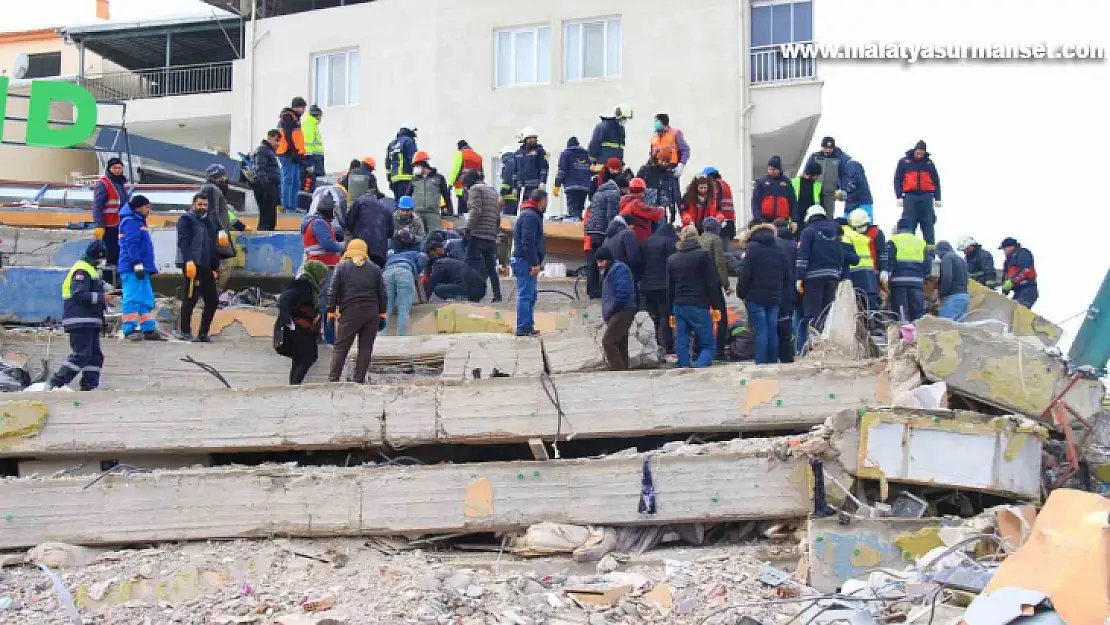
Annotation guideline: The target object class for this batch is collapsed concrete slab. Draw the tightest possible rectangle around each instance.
[0,440,829,549]
[807,516,954,592]
[914,315,1103,424]
[966,280,1062,347]
[543,311,662,373]
[0,362,888,457]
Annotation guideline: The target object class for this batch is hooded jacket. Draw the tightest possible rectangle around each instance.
[278,276,318,332]
[92,168,129,228]
[425,257,485,299]
[894,149,942,200]
[843,159,873,206]
[464,181,502,242]
[619,193,665,244]
[344,194,394,260]
[277,107,305,157]
[588,117,626,166]
[797,217,849,281]
[601,261,637,321]
[965,246,997,286]
[602,219,643,278]
[512,201,546,266]
[555,139,592,191]
[936,241,969,298]
[639,223,676,292]
[585,179,622,235]
[667,239,719,309]
[697,227,730,290]
[118,205,156,274]
[736,225,788,308]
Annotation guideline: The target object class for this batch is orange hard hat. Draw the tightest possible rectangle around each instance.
[413,151,431,164]
[629,177,647,193]
[362,156,376,170]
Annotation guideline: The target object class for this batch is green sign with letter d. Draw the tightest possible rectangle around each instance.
[0,77,99,148]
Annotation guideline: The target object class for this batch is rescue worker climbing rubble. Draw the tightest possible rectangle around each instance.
[386,123,418,199]
[999,237,1038,309]
[91,157,130,286]
[447,140,483,216]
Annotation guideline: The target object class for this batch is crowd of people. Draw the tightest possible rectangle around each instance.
[46,100,1042,389]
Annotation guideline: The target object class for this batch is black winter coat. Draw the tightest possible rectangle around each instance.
[775,227,798,317]
[252,140,281,188]
[667,239,719,309]
[345,195,394,260]
[176,210,218,269]
[639,223,676,292]
[736,225,789,308]
[602,219,642,279]
[585,179,622,235]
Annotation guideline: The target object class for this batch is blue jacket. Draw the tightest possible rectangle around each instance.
[61,260,107,331]
[1003,247,1037,288]
[384,248,428,279]
[805,148,852,191]
[386,131,418,181]
[796,218,847,281]
[301,214,345,255]
[513,144,549,187]
[843,159,873,206]
[887,232,933,286]
[512,202,546,266]
[555,143,592,191]
[499,153,517,198]
[894,150,942,200]
[345,195,394,260]
[601,261,637,321]
[118,205,156,274]
[588,117,626,166]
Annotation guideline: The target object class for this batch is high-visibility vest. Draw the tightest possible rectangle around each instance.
[650,129,680,165]
[302,114,324,155]
[891,232,926,262]
[790,177,822,206]
[451,148,484,195]
[62,259,100,298]
[841,225,873,270]
[97,176,123,227]
[303,217,341,266]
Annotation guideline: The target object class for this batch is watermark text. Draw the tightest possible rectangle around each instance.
[780,42,1106,63]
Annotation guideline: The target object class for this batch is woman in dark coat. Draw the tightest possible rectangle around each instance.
[277,260,329,384]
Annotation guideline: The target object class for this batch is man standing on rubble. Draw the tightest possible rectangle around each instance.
[91,157,130,286]
[301,105,325,190]
[596,247,638,371]
[667,226,719,368]
[999,237,1038,309]
[251,130,282,231]
[512,189,547,336]
[463,170,503,302]
[887,220,931,322]
[894,141,941,245]
[804,137,851,216]
[935,241,970,321]
[277,97,307,210]
[48,241,114,391]
[796,207,854,351]
[117,195,162,341]
[176,193,220,342]
[447,140,484,216]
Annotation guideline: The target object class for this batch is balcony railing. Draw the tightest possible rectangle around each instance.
[750,44,817,84]
[81,62,233,101]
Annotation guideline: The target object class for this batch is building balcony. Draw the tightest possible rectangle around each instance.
[750,43,817,84]
[81,62,233,101]
[748,43,822,178]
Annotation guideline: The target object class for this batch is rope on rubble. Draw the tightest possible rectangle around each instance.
[541,372,576,459]
[180,354,232,388]
[82,463,152,490]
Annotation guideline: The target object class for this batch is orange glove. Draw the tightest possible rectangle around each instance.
[530,265,541,277]
[185,261,197,280]
[212,270,219,280]
[327,311,339,322]
[796,280,804,295]
[668,316,676,329]
[218,231,230,247]
[711,309,722,323]
[93,227,105,241]
[552,186,561,198]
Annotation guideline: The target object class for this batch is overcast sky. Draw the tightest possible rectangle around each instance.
[5,0,218,30]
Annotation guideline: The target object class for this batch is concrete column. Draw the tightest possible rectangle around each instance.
[736,0,754,231]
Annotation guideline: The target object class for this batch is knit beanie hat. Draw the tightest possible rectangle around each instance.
[680,225,699,241]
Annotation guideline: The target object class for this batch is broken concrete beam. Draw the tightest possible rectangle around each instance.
[17,454,213,478]
[0,443,825,549]
[828,407,1047,499]
[542,311,662,372]
[966,280,1062,347]
[807,516,954,592]
[914,315,1103,424]
[0,362,888,457]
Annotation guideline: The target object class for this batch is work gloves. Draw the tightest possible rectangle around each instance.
[552,186,561,197]
[710,309,722,323]
[896,199,904,208]
[185,261,197,280]
[93,227,105,241]
[217,230,230,247]
[835,190,845,201]
[796,280,805,295]
[379,316,388,332]
[668,316,676,329]
[934,201,943,209]
[1001,280,1014,295]
[880,271,890,286]
[133,263,145,280]
[327,311,339,322]
[673,163,685,179]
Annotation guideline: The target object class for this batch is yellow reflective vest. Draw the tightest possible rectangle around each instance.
[841,225,873,271]
[302,114,324,155]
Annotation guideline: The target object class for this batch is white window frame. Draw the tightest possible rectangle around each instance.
[311,48,360,108]
[493,25,552,89]
[563,17,622,82]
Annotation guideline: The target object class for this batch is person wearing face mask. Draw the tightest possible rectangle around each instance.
[649,114,691,182]
[48,240,116,391]
[588,104,632,171]
[513,128,550,202]
[91,156,130,286]
[176,194,220,342]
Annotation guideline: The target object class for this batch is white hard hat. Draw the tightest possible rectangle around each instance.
[956,235,977,251]
[805,206,827,222]
[613,104,633,120]
[848,208,870,228]
[399,122,417,133]
[520,126,538,140]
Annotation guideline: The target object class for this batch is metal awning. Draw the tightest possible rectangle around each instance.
[61,15,242,71]
[199,0,374,19]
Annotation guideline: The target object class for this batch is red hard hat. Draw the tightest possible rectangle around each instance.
[629,177,647,193]
[413,151,431,164]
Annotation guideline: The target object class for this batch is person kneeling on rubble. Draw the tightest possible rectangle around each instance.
[48,241,115,391]
[424,247,487,302]
[326,239,388,384]
[596,247,638,371]
[277,259,329,384]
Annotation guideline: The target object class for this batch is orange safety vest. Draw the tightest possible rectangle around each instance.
[303,217,342,266]
[277,110,306,157]
[97,175,122,227]
[901,169,937,193]
[650,129,680,165]
[453,149,485,190]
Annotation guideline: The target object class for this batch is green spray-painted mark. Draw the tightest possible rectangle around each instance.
[740,379,747,385]
[532,470,541,477]
[4,515,12,521]
[516,473,525,480]
[775,399,784,407]
[815,536,824,542]
[73,401,80,407]
[858,408,867,417]
[852,548,861,556]
[711,496,719,503]
[495,312,502,319]
[828,393,837,399]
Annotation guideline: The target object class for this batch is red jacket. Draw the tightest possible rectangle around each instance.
[619,194,665,243]
[680,196,719,230]
[714,179,736,222]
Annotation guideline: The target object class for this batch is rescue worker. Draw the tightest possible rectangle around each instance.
[301,193,346,343]
[595,247,638,371]
[48,241,113,390]
[804,136,852,216]
[585,165,625,299]
[462,170,503,302]
[602,216,642,280]
[792,161,822,231]
[667,226,719,368]
[703,167,736,244]
[636,149,682,225]
[393,196,426,245]
[752,156,798,226]
[843,158,873,220]
[513,128,549,201]
[736,222,789,364]
[680,176,718,233]
[386,123,418,199]
[409,151,453,233]
[841,211,880,313]
[847,208,887,314]
[999,237,1038,309]
[277,259,328,384]
[117,195,161,340]
[301,104,325,191]
[796,206,854,350]
[588,104,631,170]
[91,156,130,286]
[639,222,677,356]
[958,236,998,287]
[935,240,970,321]
[382,229,427,336]
[447,140,484,216]
[326,239,388,383]
[425,253,486,302]
[176,193,220,342]
[649,113,690,180]
[498,146,519,215]
[894,140,942,245]
[886,220,931,322]
[554,137,591,220]
[772,218,798,363]
[619,178,665,244]
[698,217,731,359]
[343,157,379,201]
[277,96,307,210]
[250,130,282,231]
[344,186,393,268]
[511,189,547,336]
